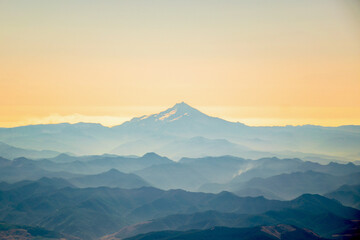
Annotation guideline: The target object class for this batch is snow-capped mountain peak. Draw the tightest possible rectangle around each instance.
[128,102,205,124]
[153,103,193,122]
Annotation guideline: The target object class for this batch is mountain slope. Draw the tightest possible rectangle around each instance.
[114,102,243,137]
[235,171,351,199]
[179,155,249,184]
[111,136,259,160]
[102,209,351,240]
[134,162,209,191]
[104,194,360,240]
[35,152,173,175]
[0,123,115,155]
[69,169,151,189]
[120,225,325,240]
[325,184,360,209]
[0,141,60,159]
[241,171,360,199]
[0,157,78,182]
[0,221,78,240]
[199,158,360,196]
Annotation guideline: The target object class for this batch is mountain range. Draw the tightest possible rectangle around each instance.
[0,102,359,162]
[0,178,359,239]
[1,102,360,239]
[1,154,360,196]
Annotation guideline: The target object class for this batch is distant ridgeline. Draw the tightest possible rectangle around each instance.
[0,103,359,162]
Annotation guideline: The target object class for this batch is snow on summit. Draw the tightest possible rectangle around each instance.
[153,102,199,122]
[158,110,177,121]
[126,102,209,125]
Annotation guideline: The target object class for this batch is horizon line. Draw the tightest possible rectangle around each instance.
[1,102,360,128]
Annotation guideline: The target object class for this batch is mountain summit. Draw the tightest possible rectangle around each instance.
[128,102,207,124]
[116,102,241,137]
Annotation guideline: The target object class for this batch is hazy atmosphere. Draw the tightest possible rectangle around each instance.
[0,1,360,240]
[1,0,360,127]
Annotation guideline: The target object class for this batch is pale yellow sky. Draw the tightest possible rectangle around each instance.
[0,0,359,127]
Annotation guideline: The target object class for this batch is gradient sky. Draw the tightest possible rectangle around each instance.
[1,0,360,127]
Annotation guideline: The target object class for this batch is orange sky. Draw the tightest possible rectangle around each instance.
[1,0,360,127]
